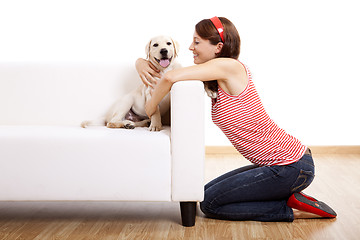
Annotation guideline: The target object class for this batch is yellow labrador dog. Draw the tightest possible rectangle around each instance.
[81,35,180,131]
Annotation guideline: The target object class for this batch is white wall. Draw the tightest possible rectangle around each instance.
[0,0,359,146]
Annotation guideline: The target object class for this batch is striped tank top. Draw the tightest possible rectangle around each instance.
[212,62,306,166]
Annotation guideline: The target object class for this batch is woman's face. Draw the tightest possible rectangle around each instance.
[189,31,222,64]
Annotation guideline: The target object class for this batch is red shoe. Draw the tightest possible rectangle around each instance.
[287,192,337,218]
[297,192,318,202]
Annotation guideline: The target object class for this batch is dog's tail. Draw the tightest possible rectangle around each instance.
[80,118,106,128]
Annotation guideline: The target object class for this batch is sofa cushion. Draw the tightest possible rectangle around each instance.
[0,126,172,201]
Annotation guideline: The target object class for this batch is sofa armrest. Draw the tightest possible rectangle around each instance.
[170,81,205,201]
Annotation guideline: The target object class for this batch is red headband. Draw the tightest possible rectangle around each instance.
[210,16,224,42]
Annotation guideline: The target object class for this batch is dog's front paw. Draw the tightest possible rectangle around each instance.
[149,123,162,131]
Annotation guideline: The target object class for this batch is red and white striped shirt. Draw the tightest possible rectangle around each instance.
[212,62,306,166]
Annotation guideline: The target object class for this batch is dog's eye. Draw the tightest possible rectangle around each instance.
[153,43,159,47]
[167,42,172,45]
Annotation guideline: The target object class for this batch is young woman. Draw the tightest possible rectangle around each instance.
[137,17,336,222]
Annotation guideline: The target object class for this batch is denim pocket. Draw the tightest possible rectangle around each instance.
[290,169,315,193]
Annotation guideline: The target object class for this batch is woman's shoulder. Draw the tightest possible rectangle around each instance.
[209,58,246,82]
[213,58,248,95]
[209,57,241,64]
[209,58,245,72]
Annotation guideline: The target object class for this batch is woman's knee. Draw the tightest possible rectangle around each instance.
[200,192,218,216]
[200,199,215,216]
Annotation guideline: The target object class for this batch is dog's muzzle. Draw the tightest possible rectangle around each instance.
[155,56,172,68]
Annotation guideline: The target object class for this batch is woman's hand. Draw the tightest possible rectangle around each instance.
[135,58,162,88]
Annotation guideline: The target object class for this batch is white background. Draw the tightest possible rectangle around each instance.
[1,0,359,146]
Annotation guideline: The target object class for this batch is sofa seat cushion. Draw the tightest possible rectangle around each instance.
[0,126,171,201]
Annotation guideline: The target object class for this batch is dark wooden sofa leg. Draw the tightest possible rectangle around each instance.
[180,202,197,227]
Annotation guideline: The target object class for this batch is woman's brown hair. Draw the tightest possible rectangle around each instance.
[195,17,241,93]
[195,17,241,59]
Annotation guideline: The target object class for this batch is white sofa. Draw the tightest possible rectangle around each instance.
[0,62,204,227]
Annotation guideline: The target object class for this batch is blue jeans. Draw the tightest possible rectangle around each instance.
[200,153,315,222]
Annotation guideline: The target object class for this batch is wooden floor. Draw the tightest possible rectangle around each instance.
[0,153,359,240]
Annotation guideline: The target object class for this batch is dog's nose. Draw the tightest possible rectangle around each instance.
[160,48,168,56]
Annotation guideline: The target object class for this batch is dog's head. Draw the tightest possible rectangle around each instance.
[145,35,179,70]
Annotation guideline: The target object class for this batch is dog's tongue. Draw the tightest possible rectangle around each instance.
[160,59,170,68]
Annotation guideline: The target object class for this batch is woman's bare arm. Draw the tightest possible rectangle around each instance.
[145,58,245,117]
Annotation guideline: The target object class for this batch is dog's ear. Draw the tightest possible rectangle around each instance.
[145,39,152,60]
[171,38,180,57]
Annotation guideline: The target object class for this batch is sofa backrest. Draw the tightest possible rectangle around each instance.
[0,62,141,126]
